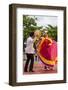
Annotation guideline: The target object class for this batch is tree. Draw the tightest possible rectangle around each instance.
[23,15,42,41]
[23,15,57,41]
[46,25,57,41]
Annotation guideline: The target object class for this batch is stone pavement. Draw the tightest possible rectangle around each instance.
[23,60,57,75]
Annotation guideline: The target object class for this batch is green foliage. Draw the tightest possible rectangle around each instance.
[23,15,57,42]
[23,15,42,41]
[46,25,57,41]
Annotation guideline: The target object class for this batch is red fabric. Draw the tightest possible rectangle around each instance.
[39,38,57,61]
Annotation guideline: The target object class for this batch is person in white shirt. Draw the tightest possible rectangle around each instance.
[24,32,35,72]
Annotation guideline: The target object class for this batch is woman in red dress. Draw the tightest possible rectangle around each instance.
[37,34,57,70]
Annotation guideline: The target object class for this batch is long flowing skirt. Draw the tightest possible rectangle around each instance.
[37,38,57,67]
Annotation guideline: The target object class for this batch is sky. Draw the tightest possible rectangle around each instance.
[29,15,57,28]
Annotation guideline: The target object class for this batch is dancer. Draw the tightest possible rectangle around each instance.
[37,33,57,70]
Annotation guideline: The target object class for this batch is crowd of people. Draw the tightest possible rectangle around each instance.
[24,30,57,72]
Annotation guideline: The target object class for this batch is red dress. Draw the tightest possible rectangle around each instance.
[37,37,57,67]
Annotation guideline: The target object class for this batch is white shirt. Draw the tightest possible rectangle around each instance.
[25,37,35,54]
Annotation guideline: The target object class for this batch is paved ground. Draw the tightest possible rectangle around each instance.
[23,60,57,75]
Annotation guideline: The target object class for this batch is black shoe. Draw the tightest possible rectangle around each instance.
[29,70,34,72]
[24,70,27,72]
[44,66,50,70]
